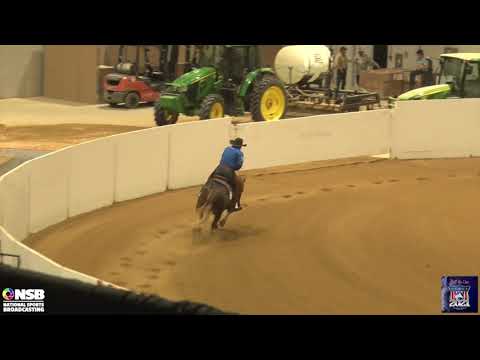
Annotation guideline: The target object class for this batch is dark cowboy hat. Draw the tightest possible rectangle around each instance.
[230,138,247,147]
[340,46,347,51]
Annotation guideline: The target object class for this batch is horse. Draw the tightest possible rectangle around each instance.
[195,175,245,231]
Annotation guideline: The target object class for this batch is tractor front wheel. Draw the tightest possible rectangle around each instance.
[125,92,140,109]
[250,77,287,122]
[199,94,225,120]
[154,108,179,126]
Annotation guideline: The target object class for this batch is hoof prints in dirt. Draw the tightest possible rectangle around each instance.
[347,184,356,188]
[372,181,383,185]
[135,250,147,256]
[216,226,266,242]
[283,194,292,199]
[149,268,163,273]
[120,263,132,268]
[321,188,332,192]
[194,226,266,243]
[388,179,399,183]
[147,275,159,280]
[109,272,120,276]
[416,177,430,182]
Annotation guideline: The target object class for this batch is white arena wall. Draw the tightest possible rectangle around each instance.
[235,109,392,170]
[391,99,480,159]
[1,99,479,285]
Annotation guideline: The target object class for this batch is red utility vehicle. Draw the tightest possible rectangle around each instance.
[103,45,179,108]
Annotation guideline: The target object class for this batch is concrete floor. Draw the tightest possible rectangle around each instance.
[0,97,167,127]
[0,97,255,128]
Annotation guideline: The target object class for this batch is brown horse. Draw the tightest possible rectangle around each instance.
[196,175,245,231]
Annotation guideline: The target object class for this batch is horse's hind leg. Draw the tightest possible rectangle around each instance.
[211,211,222,231]
[219,211,231,228]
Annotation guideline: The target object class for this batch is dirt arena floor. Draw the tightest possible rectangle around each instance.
[25,157,480,314]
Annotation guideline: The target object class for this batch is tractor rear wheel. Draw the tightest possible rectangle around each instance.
[199,94,225,120]
[125,92,140,109]
[244,73,276,112]
[154,108,179,126]
[251,77,287,122]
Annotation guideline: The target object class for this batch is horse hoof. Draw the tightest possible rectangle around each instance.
[219,220,226,228]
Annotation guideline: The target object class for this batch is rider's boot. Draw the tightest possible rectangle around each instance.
[231,191,242,212]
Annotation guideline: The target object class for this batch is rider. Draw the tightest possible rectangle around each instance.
[208,137,246,212]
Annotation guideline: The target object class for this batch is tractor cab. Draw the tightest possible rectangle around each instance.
[396,53,480,101]
[438,54,480,98]
[219,45,261,83]
[194,45,261,84]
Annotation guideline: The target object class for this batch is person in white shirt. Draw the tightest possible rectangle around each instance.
[355,49,380,86]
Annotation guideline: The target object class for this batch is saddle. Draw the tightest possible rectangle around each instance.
[210,176,233,201]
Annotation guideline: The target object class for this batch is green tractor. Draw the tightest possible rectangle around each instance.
[396,53,480,101]
[153,45,288,126]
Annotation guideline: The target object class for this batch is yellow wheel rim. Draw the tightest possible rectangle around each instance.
[260,86,285,121]
[210,102,224,118]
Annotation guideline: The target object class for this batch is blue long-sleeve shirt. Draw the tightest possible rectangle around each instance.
[220,146,244,171]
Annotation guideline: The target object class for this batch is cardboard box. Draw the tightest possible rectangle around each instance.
[359,69,407,98]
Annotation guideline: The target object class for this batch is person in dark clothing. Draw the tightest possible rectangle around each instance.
[334,46,348,90]
[208,137,246,212]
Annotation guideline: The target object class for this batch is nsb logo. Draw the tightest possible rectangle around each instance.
[2,288,45,301]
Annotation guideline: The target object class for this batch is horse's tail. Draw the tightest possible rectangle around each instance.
[197,190,216,225]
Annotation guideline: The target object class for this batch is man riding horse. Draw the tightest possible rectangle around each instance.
[207,137,246,212]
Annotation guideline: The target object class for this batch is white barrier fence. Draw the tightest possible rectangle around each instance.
[1,98,479,283]
[235,110,392,170]
[391,99,480,159]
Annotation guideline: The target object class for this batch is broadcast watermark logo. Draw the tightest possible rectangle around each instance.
[441,276,478,313]
[2,288,46,313]
[2,288,15,301]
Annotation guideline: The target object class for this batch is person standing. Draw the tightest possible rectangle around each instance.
[409,49,429,89]
[334,46,348,90]
[355,49,380,87]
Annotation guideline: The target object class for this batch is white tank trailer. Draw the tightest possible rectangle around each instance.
[272,45,381,112]
[274,45,331,85]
